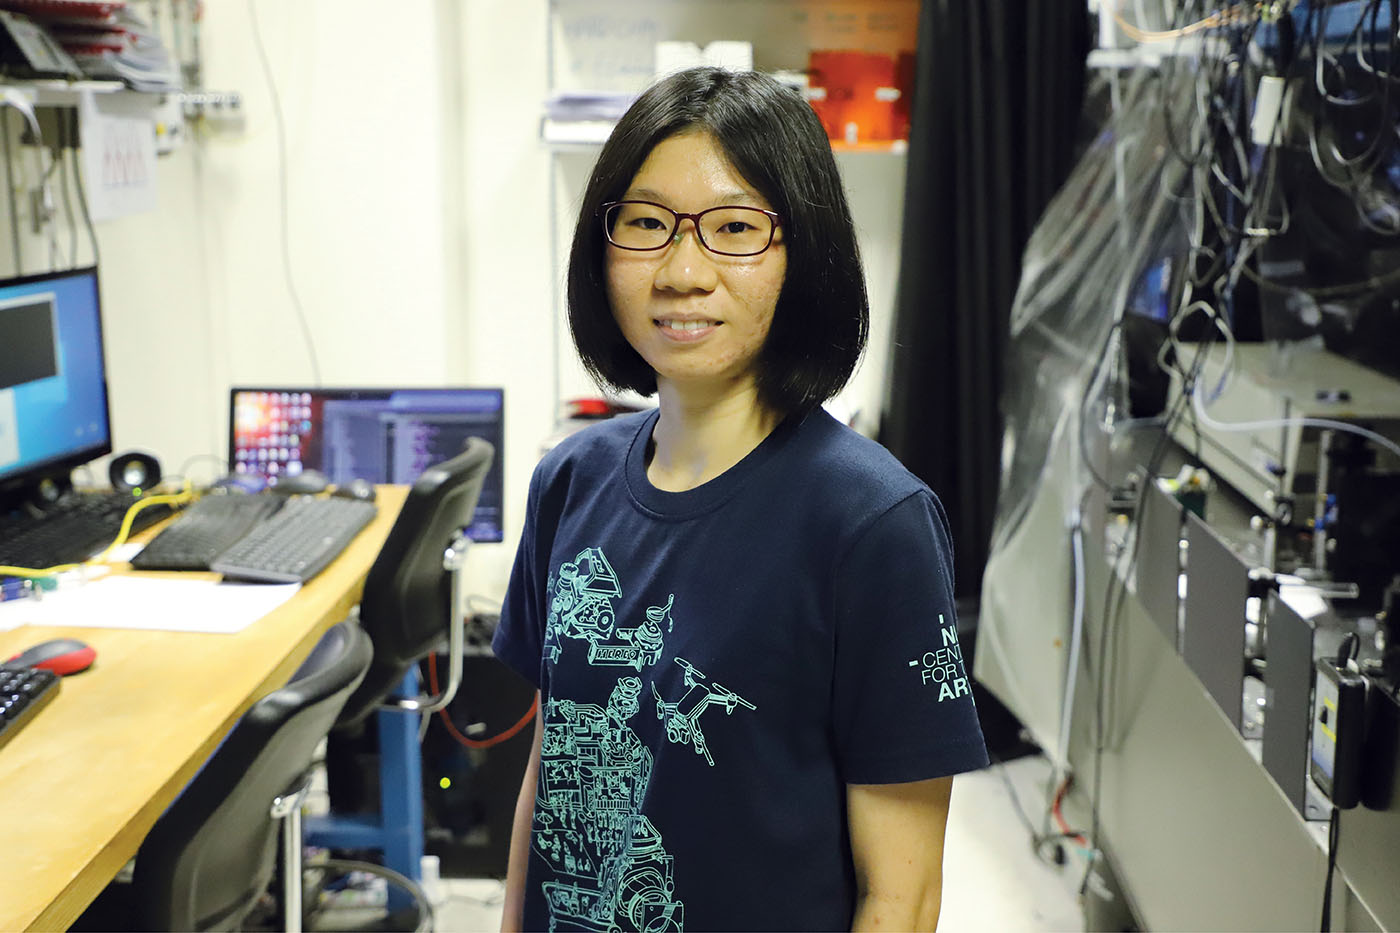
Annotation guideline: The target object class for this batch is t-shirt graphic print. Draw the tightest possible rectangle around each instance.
[533,545,759,930]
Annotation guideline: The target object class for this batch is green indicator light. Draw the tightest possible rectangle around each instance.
[439,777,451,790]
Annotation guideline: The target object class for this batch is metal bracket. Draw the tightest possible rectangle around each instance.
[390,529,470,715]
[270,772,314,933]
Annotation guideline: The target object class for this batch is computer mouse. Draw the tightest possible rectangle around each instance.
[271,469,330,495]
[7,638,96,676]
[331,478,376,502]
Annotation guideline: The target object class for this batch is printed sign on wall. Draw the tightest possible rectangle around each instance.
[78,90,158,221]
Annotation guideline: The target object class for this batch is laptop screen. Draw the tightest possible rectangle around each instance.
[229,386,504,542]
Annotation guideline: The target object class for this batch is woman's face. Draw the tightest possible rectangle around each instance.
[605,130,787,399]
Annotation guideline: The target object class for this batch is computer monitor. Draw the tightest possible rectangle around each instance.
[229,387,505,542]
[0,267,111,496]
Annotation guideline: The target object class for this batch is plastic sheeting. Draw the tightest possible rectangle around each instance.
[974,66,1200,757]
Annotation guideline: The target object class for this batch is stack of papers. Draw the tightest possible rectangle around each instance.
[0,0,179,91]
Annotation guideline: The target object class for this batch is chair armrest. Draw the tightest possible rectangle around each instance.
[389,530,470,715]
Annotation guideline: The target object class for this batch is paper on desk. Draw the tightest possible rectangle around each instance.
[0,576,301,634]
[0,566,114,632]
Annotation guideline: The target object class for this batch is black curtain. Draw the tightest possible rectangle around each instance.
[880,1,1091,600]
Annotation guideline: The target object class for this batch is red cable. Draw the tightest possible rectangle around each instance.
[1052,775,1089,846]
[426,651,538,749]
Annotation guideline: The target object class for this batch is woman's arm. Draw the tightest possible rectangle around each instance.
[500,697,545,933]
[846,775,955,932]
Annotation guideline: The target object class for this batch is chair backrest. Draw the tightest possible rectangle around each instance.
[337,438,494,726]
[130,620,372,932]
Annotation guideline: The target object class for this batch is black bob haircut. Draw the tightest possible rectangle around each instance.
[567,66,869,415]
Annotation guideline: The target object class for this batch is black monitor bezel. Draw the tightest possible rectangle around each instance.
[0,265,111,497]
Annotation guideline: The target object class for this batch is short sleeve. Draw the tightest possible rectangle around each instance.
[491,468,544,688]
[832,490,989,784]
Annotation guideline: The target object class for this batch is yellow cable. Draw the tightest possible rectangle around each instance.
[89,489,196,564]
[1,484,198,579]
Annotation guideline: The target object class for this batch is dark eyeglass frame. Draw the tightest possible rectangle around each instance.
[598,200,783,257]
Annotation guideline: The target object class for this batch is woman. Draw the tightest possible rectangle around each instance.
[493,66,988,932]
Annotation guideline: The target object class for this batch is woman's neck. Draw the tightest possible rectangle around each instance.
[647,378,781,492]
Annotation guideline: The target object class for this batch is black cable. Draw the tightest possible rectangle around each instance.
[304,858,435,933]
[69,111,100,270]
[1325,4,1392,171]
[987,747,1040,839]
[986,749,1088,868]
[1159,1,1221,168]
[1336,631,1360,667]
[1306,0,1400,202]
[57,112,76,267]
[35,118,62,268]
[1320,805,1340,932]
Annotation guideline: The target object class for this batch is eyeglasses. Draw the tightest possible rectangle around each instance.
[600,200,782,257]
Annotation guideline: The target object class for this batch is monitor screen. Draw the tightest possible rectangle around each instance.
[0,267,111,491]
[229,387,505,542]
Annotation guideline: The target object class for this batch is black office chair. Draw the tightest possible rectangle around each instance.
[338,437,495,727]
[74,619,373,932]
[307,439,496,912]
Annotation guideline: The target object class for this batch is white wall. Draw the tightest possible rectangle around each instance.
[454,0,555,598]
[2,0,906,601]
[97,1,457,460]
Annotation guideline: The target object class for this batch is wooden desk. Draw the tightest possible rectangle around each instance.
[0,486,407,932]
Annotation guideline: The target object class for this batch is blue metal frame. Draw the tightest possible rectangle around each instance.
[305,669,424,894]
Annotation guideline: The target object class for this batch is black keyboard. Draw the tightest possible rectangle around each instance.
[0,665,60,750]
[0,493,178,570]
[211,496,378,584]
[131,493,285,572]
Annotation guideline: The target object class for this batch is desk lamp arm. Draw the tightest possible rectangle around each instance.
[392,530,469,715]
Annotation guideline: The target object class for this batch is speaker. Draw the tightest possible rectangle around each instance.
[108,451,161,494]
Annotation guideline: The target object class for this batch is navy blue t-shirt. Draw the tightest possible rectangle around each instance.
[493,407,988,932]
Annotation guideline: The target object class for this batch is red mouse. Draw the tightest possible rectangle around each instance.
[7,638,96,676]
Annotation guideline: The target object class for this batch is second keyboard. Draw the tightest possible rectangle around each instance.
[210,496,378,584]
[131,493,285,572]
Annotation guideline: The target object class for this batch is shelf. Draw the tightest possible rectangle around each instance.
[3,79,129,107]
[541,118,907,154]
[541,117,615,146]
[831,139,908,154]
